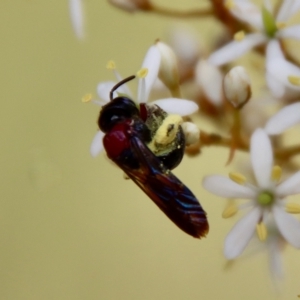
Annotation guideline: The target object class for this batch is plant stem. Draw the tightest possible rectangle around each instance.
[149,4,214,18]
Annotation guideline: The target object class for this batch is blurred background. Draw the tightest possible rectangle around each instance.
[1,0,300,299]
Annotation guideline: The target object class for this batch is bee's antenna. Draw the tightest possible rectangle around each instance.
[110,75,136,101]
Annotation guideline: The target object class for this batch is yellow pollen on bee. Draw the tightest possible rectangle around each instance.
[288,75,300,86]
[256,222,267,241]
[137,68,148,78]
[82,93,93,103]
[234,31,245,41]
[271,165,282,182]
[224,0,235,9]
[106,60,116,70]
[222,201,238,218]
[276,22,286,29]
[229,172,246,185]
[153,115,183,145]
[285,203,300,214]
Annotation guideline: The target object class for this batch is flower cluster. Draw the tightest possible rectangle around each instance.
[75,0,300,285]
[203,128,300,279]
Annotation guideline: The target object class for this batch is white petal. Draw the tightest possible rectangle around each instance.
[137,46,161,103]
[291,1,300,15]
[111,70,133,98]
[195,60,223,106]
[278,25,300,40]
[276,170,300,197]
[224,207,261,259]
[228,1,263,30]
[250,129,273,188]
[207,33,266,66]
[265,70,285,98]
[265,40,286,97]
[90,131,105,157]
[152,98,198,116]
[268,234,284,281]
[202,175,256,199]
[97,81,116,102]
[273,205,300,248]
[266,39,284,59]
[266,40,300,92]
[276,0,296,22]
[69,0,85,40]
[97,80,131,103]
[265,103,300,135]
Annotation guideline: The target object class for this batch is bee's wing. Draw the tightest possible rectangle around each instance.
[116,136,209,238]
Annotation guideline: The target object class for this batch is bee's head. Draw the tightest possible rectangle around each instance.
[98,75,139,132]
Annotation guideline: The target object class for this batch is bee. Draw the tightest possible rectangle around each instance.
[98,75,209,238]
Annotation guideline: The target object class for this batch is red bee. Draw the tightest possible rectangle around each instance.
[98,75,209,238]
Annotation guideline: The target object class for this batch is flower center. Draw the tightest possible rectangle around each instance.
[257,191,274,206]
[262,6,277,38]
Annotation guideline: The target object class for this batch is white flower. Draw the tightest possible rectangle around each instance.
[69,0,85,40]
[208,0,300,97]
[203,128,300,259]
[89,46,199,157]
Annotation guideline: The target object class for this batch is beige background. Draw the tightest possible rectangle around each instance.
[1,0,299,299]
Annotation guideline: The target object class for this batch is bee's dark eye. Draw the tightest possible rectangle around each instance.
[98,97,139,132]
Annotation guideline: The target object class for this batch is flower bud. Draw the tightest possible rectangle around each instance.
[155,40,180,97]
[181,122,200,145]
[223,66,251,109]
[167,25,201,68]
[108,0,152,12]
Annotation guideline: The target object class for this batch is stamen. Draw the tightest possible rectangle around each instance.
[137,68,148,78]
[222,201,238,218]
[271,165,282,182]
[224,0,235,9]
[137,68,148,103]
[288,75,300,86]
[285,203,300,214]
[82,93,93,103]
[229,172,246,185]
[276,22,286,30]
[256,222,267,241]
[234,31,245,42]
[106,60,116,70]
